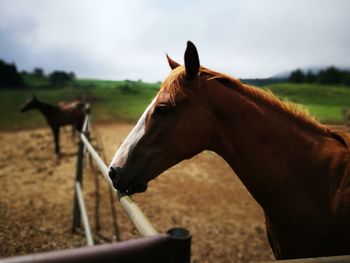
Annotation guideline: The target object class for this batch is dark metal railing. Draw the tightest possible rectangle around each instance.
[0,228,191,263]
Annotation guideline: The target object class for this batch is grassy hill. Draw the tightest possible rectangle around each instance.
[0,80,349,130]
[0,80,159,130]
[264,83,350,123]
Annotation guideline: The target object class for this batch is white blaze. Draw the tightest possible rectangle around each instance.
[109,97,157,169]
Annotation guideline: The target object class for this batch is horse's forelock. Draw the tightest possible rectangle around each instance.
[161,66,187,105]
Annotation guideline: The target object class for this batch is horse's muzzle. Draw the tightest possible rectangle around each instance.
[108,166,121,189]
[108,166,148,195]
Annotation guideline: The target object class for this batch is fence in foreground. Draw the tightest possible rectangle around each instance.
[0,229,191,263]
[0,112,191,263]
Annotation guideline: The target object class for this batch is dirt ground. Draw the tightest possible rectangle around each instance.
[0,123,274,262]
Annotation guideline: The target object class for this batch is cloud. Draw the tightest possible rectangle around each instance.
[0,0,349,81]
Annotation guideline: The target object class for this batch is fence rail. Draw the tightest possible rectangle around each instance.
[74,182,93,246]
[74,115,158,238]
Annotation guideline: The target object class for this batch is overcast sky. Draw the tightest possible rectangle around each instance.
[0,0,349,81]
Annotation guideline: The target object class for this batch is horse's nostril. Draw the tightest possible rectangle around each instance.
[109,166,117,180]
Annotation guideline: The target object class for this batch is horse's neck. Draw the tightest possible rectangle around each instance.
[36,101,58,121]
[206,83,339,222]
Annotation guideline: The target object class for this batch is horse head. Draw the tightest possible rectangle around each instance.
[109,42,215,195]
[20,94,39,113]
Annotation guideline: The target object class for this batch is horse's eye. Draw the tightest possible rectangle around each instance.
[154,104,172,115]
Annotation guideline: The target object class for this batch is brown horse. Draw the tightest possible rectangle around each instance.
[108,42,350,259]
[20,95,87,154]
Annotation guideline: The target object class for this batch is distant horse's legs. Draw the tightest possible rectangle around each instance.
[52,126,60,154]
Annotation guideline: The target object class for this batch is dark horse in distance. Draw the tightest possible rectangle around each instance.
[108,42,350,259]
[20,95,87,154]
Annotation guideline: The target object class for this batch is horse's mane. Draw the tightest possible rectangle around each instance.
[161,65,331,136]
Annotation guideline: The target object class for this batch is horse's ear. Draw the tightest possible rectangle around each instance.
[166,54,180,70]
[184,41,200,80]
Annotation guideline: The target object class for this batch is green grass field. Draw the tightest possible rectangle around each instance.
[0,80,158,130]
[264,83,350,123]
[0,80,349,130]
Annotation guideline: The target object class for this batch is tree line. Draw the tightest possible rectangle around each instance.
[0,59,76,88]
[289,66,350,86]
[0,59,24,88]
[23,68,76,85]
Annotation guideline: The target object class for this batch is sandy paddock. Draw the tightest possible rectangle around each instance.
[0,123,274,262]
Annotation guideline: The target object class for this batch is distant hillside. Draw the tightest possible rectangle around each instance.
[271,66,350,80]
[240,78,285,86]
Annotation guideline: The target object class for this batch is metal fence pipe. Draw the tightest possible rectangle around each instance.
[80,134,109,179]
[0,229,191,263]
[119,196,158,237]
[264,255,350,263]
[80,133,158,237]
[81,115,90,134]
[75,182,94,246]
